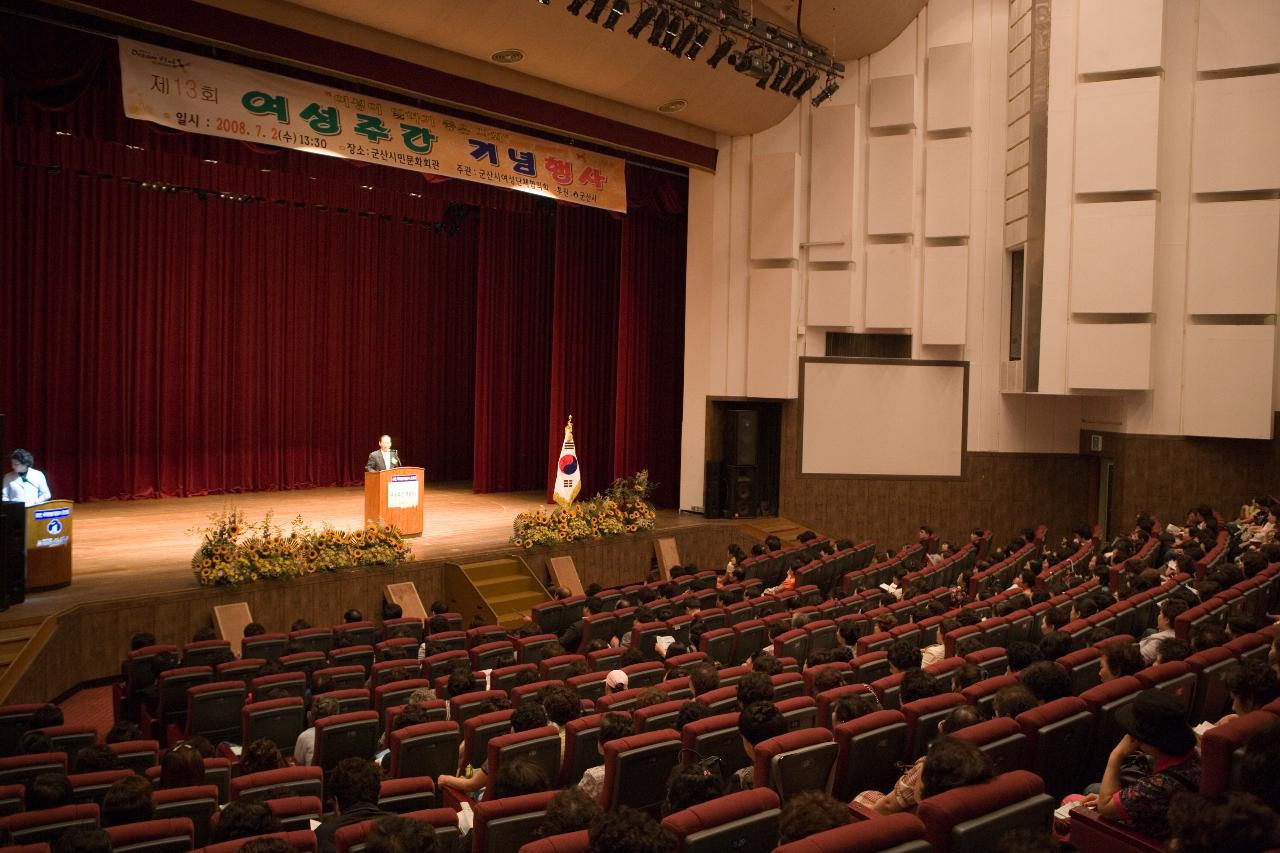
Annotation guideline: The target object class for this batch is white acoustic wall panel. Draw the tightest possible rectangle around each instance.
[1067,323,1152,389]
[1069,201,1158,313]
[1074,77,1161,193]
[1198,0,1280,72]
[807,267,857,327]
[750,152,801,261]
[1183,324,1276,439]
[925,137,972,238]
[927,0,973,47]
[808,104,859,263]
[801,359,966,477]
[865,242,914,328]
[1188,200,1280,315]
[1076,0,1163,74]
[922,245,968,345]
[927,43,973,131]
[1192,75,1280,193]
[870,18,919,79]
[867,133,916,236]
[869,75,916,129]
[746,266,800,398]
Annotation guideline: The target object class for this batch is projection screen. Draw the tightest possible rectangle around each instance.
[799,358,968,477]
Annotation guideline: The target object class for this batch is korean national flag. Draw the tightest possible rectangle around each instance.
[553,418,581,506]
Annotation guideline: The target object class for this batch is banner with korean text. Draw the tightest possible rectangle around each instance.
[117,38,627,212]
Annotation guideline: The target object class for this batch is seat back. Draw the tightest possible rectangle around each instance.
[681,713,748,777]
[216,659,265,687]
[600,729,682,814]
[960,674,1018,718]
[753,728,837,799]
[659,788,781,853]
[107,740,160,775]
[486,726,562,787]
[0,804,99,845]
[0,753,68,788]
[566,672,608,703]
[182,641,232,668]
[230,765,323,801]
[242,697,306,754]
[814,684,874,728]
[560,712,621,787]
[250,672,307,701]
[1187,647,1236,724]
[1014,696,1092,801]
[832,711,907,800]
[490,664,538,696]
[471,641,518,671]
[1201,709,1277,796]
[314,712,379,776]
[240,635,288,664]
[389,721,460,780]
[700,629,736,666]
[901,693,967,759]
[538,655,587,683]
[153,785,219,848]
[916,770,1052,853]
[374,679,431,718]
[287,627,334,654]
[772,812,928,853]
[731,621,768,665]
[950,718,1026,777]
[463,711,515,772]
[472,790,557,853]
[1080,676,1143,782]
[155,667,214,735]
[775,696,818,732]
[105,817,195,853]
[377,777,435,814]
[194,829,316,853]
[316,665,370,692]
[632,700,685,734]
[449,690,508,730]
[185,681,246,743]
[1056,648,1102,695]
[67,769,131,804]
[1134,661,1196,713]
[39,726,97,760]
[262,795,322,832]
[334,622,378,649]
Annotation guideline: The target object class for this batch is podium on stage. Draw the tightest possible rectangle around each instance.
[364,467,424,536]
[25,500,74,592]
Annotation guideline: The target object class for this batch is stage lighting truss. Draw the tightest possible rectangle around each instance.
[547,0,844,106]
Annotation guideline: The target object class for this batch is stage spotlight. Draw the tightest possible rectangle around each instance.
[792,71,819,98]
[769,61,792,91]
[660,14,682,50]
[780,65,806,95]
[673,22,697,56]
[706,34,735,67]
[735,47,772,79]
[811,77,840,106]
[685,26,710,59]
[755,73,770,89]
[626,3,656,37]
[585,0,610,22]
[602,0,629,30]
[567,0,588,14]
[647,9,669,45]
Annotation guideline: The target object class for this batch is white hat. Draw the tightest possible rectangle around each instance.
[605,669,629,690]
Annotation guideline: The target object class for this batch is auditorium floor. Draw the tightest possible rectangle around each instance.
[4,482,705,627]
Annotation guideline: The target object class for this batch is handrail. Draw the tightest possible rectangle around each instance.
[0,613,60,704]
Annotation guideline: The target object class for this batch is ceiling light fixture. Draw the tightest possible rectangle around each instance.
[567,0,588,15]
[491,49,525,63]
[811,77,840,107]
[770,61,792,91]
[705,35,734,68]
[673,21,697,55]
[780,65,806,96]
[792,71,820,99]
[647,9,669,45]
[685,26,710,59]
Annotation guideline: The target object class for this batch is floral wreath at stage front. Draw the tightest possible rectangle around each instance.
[512,470,657,549]
[191,508,411,586]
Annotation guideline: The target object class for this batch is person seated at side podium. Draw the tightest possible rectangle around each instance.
[365,435,401,472]
[3,449,51,506]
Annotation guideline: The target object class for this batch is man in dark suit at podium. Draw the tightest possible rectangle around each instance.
[365,435,402,473]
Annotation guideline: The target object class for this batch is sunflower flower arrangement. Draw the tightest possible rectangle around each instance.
[191,507,411,586]
[511,470,657,549]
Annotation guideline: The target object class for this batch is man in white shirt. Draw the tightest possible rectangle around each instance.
[364,435,402,472]
[2,450,51,506]
[1139,598,1189,664]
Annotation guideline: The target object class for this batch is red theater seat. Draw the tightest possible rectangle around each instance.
[773,812,927,853]
[1014,696,1091,801]
[231,766,323,802]
[599,729,682,812]
[832,711,907,801]
[471,790,557,853]
[749,727,836,798]
[659,788,780,853]
[193,830,316,853]
[516,830,589,853]
[104,817,194,853]
[915,770,1053,852]
[0,804,99,845]
[389,721,460,780]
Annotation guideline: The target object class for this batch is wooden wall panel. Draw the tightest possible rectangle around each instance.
[778,401,1090,554]
[1085,416,1280,538]
[13,524,741,704]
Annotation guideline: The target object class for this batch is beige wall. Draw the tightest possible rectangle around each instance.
[680,0,1280,513]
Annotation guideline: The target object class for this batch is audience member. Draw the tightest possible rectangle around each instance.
[577,712,633,800]
[315,758,394,853]
[363,815,436,853]
[101,775,155,827]
[295,696,339,766]
[211,799,284,843]
[778,791,851,844]
[731,701,785,792]
[540,787,601,837]
[587,805,675,853]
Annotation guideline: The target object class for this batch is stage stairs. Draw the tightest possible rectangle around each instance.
[443,556,550,629]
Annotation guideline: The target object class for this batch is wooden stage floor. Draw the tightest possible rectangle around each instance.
[6,483,706,627]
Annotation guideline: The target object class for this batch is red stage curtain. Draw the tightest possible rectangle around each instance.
[614,171,688,508]
[1,17,688,505]
[473,208,555,493]
[546,204,622,502]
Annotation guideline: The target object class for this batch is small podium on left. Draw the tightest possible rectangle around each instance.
[364,467,425,537]
[26,500,73,590]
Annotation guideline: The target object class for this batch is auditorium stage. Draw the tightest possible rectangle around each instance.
[3,483,714,627]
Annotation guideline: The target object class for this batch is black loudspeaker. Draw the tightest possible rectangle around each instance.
[725,409,758,466]
[723,464,758,518]
[0,502,22,611]
[703,461,724,519]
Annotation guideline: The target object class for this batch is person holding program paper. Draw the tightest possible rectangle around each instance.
[364,435,402,472]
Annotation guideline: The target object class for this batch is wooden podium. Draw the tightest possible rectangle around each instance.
[26,500,73,591]
[364,467,425,536]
